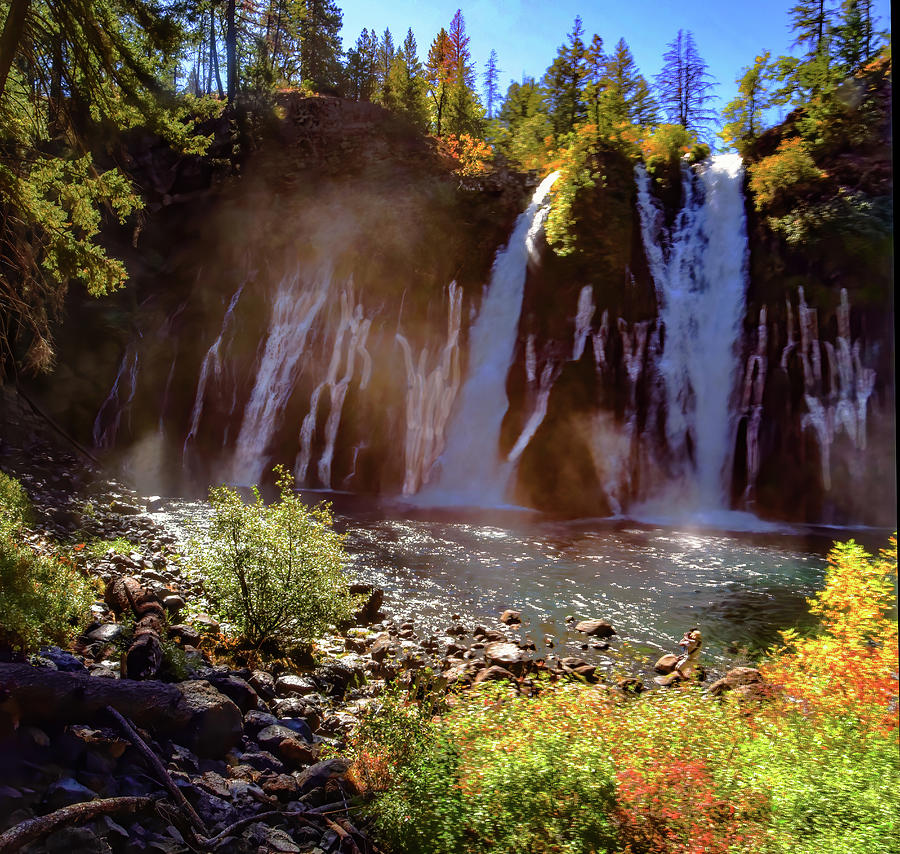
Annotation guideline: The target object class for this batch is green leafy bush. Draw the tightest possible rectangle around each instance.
[191,466,356,648]
[0,471,94,653]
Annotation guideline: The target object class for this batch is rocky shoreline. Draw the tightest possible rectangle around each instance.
[1,387,766,854]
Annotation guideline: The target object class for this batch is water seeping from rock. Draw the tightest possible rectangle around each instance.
[419,171,559,506]
[93,345,141,449]
[182,285,244,462]
[229,270,330,486]
[635,154,749,510]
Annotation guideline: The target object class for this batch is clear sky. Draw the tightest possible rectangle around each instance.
[338,0,892,126]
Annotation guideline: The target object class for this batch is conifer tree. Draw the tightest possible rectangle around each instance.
[345,27,377,101]
[719,51,772,154]
[542,15,588,137]
[654,29,717,141]
[598,37,658,128]
[483,48,500,119]
[832,0,879,71]
[374,27,396,107]
[392,28,428,129]
[299,0,342,92]
[425,27,452,135]
[443,8,482,136]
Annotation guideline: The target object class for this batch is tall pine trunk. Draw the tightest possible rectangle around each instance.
[225,0,237,103]
[210,7,224,98]
[0,0,31,102]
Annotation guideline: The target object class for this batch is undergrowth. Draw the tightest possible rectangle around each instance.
[352,536,899,854]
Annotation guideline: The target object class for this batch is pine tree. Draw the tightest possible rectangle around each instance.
[496,77,552,169]
[443,8,482,136]
[789,0,834,57]
[654,29,717,141]
[542,16,588,137]
[345,27,378,101]
[832,0,879,71]
[719,51,772,154]
[299,0,343,92]
[483,48,500,119]
[598,37,658,129]
[374,27,396,107]
[425,27,452,135]
[392,28,428,129]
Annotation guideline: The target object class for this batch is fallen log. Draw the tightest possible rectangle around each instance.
[104,576,165,679]
[0,796,157,854]
[0,664,242,757]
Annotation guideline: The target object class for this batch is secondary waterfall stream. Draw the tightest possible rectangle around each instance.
[420,171,560,506]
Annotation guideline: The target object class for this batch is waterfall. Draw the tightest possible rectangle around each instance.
[182,285,243,461]
[93,346,140,449]
[420,171,559,505]
[396,281,463,495]
[230,270,329,486]
[635,154,749,509]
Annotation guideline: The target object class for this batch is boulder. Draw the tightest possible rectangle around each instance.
[205,673,259,714]
[499,610,521,625]
[248,669,277,700]
[574,619,616,638]
[167,624,201,647]
[243,709,278,737]
[275,674,318,697]
[707,667,766,697]
[473,665,517,684]
[368,633,392,662]
[484,642,530,675]
[654,654,680,674]
[178,680,243,758]
[348,584,384,624]
[295,758,354,797]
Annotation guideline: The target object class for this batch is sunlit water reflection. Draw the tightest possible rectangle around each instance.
[149,494,879,670]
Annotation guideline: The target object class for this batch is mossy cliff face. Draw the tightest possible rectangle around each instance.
[21,88,892,525]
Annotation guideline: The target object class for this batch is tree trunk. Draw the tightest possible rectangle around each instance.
[0,0,30,102]
[225,0,237,103]
[104,576,165,680]
[0,664,192,734]
[211,6,224,98]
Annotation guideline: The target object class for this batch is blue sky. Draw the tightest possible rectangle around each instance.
[338,0,892,126]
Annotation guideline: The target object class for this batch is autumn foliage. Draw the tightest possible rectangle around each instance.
[353,536,899,854]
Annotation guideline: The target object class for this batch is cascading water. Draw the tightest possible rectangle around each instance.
[419,171,559,505]
[635,154,749,509]
[93,346,140,449]
[229,270,329,485]
[182,285,243,461]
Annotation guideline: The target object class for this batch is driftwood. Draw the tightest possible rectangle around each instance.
[0,796,157,854]
[0,663,191,732]
[104,706,210,839]
[104,576,165,679]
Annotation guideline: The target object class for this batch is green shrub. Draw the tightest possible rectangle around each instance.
[84,536,140,559]
[191,466,356,648]
[748,136,824,210]
[0,471,94,653]
[0,470,31,528]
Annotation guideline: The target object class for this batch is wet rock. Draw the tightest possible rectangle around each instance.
[348,584,384,624]
[44,825,103,854]
[42,777,98,811]
[617,677,644,694]
[86,624,124,644]
[277,717,313,742]
[344,636,367,653]
[257,724,302,753]
[277,736,318,769]
[245,824,300,853]
[161,594,185,617]
[473,665,517,684]
[261,773,301,801]
[368,633,392,661]
[178,680,243,758]
[654,654,679,674]
[484,642,530,675]
[499,610,521,625]
[249,669,277,700]
[316,657,366,695]
[206,673,259,714]
[574,619,615,638]
[236,750,284,773]
[40,647,88,673]
[243,710,278,737]
[295,758,353,797]
[707,667,767,697]
[275,674,318,697]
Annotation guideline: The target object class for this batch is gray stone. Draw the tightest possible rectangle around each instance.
[178,681,243,758]
[574,619,616,638]
[483,641,530,674]
[654,654,679,674]
[275,674,318,697]
[87,623,124,644]
[499,610,521,625]
[42,777,97,811]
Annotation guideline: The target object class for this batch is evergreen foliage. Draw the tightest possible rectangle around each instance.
[654,29,718,142]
